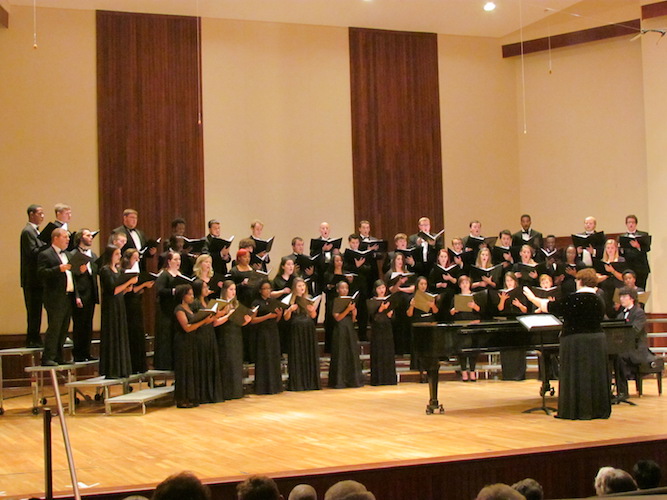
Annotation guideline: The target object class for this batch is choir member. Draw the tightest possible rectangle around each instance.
[38,228,81,365]
[408,216,440,276]
[328,280,363,388]
[172,283,218,408]
[121,249,154,373]
[535,235,563,283]
[597,238,626,318]
[449,275,481,381]
[512,244,540,287]
[407,276,439,374]
[562,244,586,296]
[21,204,46,347]
[463,219,487,259]
[204,219,232,276]
[165,217,187,252]
[622,270,644,293]
[358,219,384,286]
[112,208,156,257]
[313,222,340,291]
[368,280,397,386]
[193,254,224,300]
[159,236,194,277]
[229,248,256,307]
[285,237,316,282]
[344,234,372,341]
[384,252,415,357]
[154,250,183,370]
[250,280,284,395]
[190,280,224,403]
[496,272,528,381]
[493,230,516,269]
[448,236,473,271]
[383,233,417,274]
[428,248,458,322]
[472,247,498,291]
[575,216,604,267]
[217,280,252,400]
[511,213,543,250]
[272,256,296,354]
[620,214,650,289]
[70,229,99,362]
[109,230,128,252]
[323,253,348,353]
[524,268,611,420]
[283,277,321,391]
[99,245,136,378]
[52,203,74,250]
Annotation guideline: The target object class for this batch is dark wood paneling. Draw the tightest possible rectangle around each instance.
[96,10,205,246]
[502,19,640,58]
[349,28,444,242]
[0,3,8,29]
[53,437,667,500]
[643,1,667,20]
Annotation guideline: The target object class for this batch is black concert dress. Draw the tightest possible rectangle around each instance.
[99,266,132,378]
[251,298,284,395]
[369,305,397,386]
[154,271,179,370]
[328,313,364,388]
[547,290,611,420]
[124,289,146,374]
[217,315,245,400]
[287,307,321,391]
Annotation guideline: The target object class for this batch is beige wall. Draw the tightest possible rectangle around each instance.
[439,34,519,241]
[640,14,667,312]
[1,6,99,335]
[201,18,355,265]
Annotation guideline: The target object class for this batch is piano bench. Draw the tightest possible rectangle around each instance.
[635,358,664,397]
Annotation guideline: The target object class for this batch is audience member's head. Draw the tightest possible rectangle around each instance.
[288,483,317,500]
[633,459,662,490]
[324,480,375,500]
[595,467,637,495]
[237,475,283,500]
[511,478,543,500]
[476,483,525,500]
[152,471,211,500]
[123,496,150,500]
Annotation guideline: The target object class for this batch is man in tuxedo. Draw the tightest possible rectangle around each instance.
[358,219,384,288]
[21,204,47,347]
[574,216,604,267]
[112,208,156,267]
[462,219,487,261]
[38,228,83,365]
[511,214,543,250]
[70,229,99,362]
[408,216,439,276]
[620,214,651,289]
[53,203,73,247]
[614,287,657,402]
[203,219,231,275]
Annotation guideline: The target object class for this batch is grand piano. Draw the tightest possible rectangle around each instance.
[413,319,634,414]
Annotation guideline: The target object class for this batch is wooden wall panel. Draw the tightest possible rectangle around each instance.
[349,28,444,241]
[96,10,204,246]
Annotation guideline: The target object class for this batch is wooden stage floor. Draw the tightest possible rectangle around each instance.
[1,377,665,499]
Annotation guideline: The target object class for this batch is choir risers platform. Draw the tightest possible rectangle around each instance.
[413,319,634,414]
[104,385,175,415]
[0,346,42,415]
[25,360,99,415]
[66,373,144,415]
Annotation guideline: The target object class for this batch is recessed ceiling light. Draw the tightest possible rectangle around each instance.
[484,2,496,11]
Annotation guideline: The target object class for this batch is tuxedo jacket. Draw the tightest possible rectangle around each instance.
[511,229,543,249]
[21,223,46,288]
[620,230,650,273]
[38,246,78,307]
[53,220,76,251]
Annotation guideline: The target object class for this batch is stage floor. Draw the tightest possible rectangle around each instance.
[1,376,665,499]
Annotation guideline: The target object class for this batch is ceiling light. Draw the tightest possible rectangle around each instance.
[484,2,496,11]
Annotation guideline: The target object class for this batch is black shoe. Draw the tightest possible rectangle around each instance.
[27,341,44,348]
[42,360,58,367]
[86,356,99,361]
[74,358,87,363]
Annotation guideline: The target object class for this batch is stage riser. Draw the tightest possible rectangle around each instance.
[50,438,667,500]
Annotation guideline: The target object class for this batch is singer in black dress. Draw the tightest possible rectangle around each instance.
[328,280,363,388]
[272,256,296,354]
[217,280,252,400]
[250,280,284,395]
[284,278,321,391]
[99,246,136,379]
[121,249,154,374]
[525,268,611,420]
[154,251,183,370]
[368,280,397,386]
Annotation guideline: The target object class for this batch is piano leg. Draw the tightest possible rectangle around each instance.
[423,357,444,415]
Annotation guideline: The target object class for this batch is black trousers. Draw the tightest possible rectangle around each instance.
[23,285,43,345]
[43,294,73,363]
[72,299,95,361]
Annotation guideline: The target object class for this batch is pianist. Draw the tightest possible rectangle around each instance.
[524,268,611,420]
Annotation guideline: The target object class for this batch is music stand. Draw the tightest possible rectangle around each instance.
[518,314,562,415]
